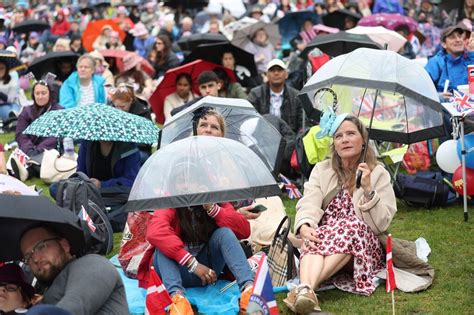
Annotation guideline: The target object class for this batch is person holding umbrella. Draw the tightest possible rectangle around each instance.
[19,224,129,314]
[163,73,197,121]
[145,171,255,314]
[291,114,396,313]
[243,28,276,76]
[110,84,152,164]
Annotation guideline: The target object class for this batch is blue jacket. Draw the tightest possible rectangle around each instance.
[59,72,106,109]
[77,140,140,188]
[425,50,474,92]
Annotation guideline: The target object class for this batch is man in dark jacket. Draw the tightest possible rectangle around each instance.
[248,59,303,132]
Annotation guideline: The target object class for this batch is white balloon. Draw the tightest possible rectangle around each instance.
[436,140,461,173]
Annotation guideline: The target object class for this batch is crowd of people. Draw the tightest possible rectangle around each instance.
[0,0,470,314]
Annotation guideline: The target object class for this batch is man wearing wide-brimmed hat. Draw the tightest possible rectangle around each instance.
[425,21,474,97]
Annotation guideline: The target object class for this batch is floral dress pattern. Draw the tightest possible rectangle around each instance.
[301,189,384,296]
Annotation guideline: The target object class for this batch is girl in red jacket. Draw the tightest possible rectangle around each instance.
[146,203,254,314]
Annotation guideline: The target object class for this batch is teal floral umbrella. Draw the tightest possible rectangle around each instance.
[23,104,160,144]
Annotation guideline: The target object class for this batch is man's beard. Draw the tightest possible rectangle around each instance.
[35,249,69,286]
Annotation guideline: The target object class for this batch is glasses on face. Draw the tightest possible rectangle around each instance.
[0,283,20,292]
[22,238,60,264]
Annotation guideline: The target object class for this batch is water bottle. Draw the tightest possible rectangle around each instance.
[63,137,75,159]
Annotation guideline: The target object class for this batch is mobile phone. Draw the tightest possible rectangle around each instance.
[249,204,267,213]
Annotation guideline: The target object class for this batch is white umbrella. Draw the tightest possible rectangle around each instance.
[347,26,407,52]
[223,17,259,41]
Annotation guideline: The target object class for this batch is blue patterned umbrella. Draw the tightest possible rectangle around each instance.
[23,104,160,145]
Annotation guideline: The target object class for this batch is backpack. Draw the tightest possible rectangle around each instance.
[56,172,113,255]
[294,126,332,179]
[394,171,458,209]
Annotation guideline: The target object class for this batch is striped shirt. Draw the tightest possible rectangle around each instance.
[79,82,95,107]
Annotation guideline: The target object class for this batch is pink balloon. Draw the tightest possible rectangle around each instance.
[19,76,31,90]
[452,166,474,196]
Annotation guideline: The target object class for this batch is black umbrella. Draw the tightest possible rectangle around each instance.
[162,0,209,8]
[0,194,86,261]
[322,9,361,30]
[177,33,229,52]
[12,20,50,34]
[183,42,258,77]
[301,32,381,58]
[28,51,79,80]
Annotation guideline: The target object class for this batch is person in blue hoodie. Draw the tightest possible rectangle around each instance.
[425,23,474,99]
[59,54,106,108]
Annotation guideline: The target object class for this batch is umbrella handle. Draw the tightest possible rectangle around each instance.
[356,170,362,189]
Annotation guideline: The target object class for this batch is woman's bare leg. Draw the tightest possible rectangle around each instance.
[299,254,324,289]
[316,253,352,287]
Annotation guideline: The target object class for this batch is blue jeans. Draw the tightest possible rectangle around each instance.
[153,227,253,296]
[0,103,20,121]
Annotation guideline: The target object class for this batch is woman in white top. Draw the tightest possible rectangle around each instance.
[163,73,197,121]
[0,60,20,121]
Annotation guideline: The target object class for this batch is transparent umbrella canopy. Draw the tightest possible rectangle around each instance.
[300,48,445,144]
[160,96,285,174]
[125,136,281,212]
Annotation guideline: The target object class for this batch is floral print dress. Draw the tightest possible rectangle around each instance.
[301,189,384,296]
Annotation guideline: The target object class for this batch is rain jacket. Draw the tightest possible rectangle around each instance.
[138,203,250,288]
[425,49,474,92]
[15,103,63,156]
[77,140,140,188]
[59,72,106,109]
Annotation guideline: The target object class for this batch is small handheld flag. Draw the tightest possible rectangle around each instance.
[279,174,302,199]
[145,267,172,315]
[247,253,279,315]
[386,234,396,315]
[78,206,96,233]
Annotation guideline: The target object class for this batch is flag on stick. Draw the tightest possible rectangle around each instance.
[246,253,279,315]
[279,174,302,199]
[145,267,172,315]
[386,234,396,315]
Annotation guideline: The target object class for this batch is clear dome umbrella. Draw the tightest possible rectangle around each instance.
[125,136,281,212]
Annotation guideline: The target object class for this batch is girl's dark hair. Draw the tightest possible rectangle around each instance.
[176,72,192,85]
[176,206,217,245]
[154,34,172,66]
[31,81,53,116]
[0,60,11,84]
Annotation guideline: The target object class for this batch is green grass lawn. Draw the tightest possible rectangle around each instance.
[2,133,473,314]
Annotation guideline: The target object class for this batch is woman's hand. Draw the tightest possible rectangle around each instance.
[194,263,217,285]
[237,204,261,220]
[357,163,372,194]
[299,224,319,250]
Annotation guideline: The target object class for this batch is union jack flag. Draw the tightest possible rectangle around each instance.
[247,253,279,315]
[279,174,302,199]
[451,90,474,113]
[78,206,96,233]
